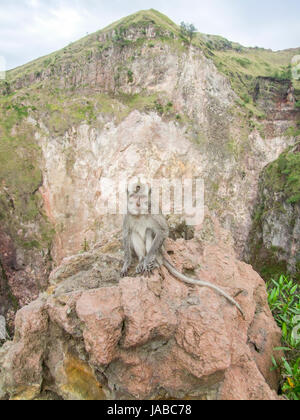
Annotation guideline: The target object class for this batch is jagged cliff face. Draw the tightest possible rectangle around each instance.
[0,9,299,319]
[245,147,300,281]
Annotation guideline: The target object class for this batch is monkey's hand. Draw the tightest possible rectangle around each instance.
[143,255,159,275]
[121,261,131,277]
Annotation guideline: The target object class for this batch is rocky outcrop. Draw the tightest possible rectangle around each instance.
[0,226,52,332]
[0,213,282,400]
[245,147,300,280]
[253,77,295,114]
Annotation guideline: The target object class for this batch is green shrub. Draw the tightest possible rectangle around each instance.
[272,66,292,81]
[241,93,250,104]
[154,100,164,115]
[266,151,300,204]
[267,275,300,400]
[127,70,134,83]
[233,57,251,68]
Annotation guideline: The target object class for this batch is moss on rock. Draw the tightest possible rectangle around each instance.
[246,147,300,281]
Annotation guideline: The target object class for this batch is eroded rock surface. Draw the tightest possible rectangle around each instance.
[0,214,282,400]
[245,147,300,280]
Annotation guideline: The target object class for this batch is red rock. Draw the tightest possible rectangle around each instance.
[76,287,124,365]
[0,215,283,400]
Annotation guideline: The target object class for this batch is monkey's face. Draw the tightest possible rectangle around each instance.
[127,184,150,215]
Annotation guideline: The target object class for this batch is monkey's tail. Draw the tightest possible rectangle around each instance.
[163,258,244,318]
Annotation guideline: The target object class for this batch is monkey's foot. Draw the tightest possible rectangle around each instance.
[121,262,131,277]
[135,260,145,274]
[143,256,159,275]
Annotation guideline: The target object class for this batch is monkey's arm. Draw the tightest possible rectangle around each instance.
[121,216,132,277]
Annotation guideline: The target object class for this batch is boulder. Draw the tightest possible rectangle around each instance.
[0,214,282,400]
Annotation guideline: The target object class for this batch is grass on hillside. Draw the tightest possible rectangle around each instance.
[3,9,300,114]
[264,149,300,205]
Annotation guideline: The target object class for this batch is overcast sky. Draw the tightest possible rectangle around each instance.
[1,0,300,70]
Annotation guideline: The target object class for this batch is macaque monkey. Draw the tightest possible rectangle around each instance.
[121,182,244,317]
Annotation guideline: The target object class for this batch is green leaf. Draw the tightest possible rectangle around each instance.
[282,358,293,376]
[273,347,291,351]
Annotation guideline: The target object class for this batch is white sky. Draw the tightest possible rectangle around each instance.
[0,0,299,70]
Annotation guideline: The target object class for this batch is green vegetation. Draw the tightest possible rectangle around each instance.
[265,150,300,204]
[247,148,300,282]
[102,9,178,37]
[116,91,159,116]
[80,238,90,253]
[127,70,134,83]
[285,125,300,137]
[226,138,241,160]
[272,65,292,80]
[199,39,300,110]
[115,92,178,121]
[23,88,121,134]
[180,22,197,43]
[0,258,19,312]
[249,120,266,138]
[0,93,54,251]
[1,8,298,123]
[232,57,252,68]
[268,275,300,400]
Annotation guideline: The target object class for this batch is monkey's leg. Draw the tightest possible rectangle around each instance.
[143,230,164,274]
[121,218,132,277]
[131,232,147,274]
[145,229,154,254]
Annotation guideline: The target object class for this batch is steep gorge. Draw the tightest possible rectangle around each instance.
[0,9,299,324]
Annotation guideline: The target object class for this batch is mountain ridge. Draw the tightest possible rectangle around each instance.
[4,9,300,88]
